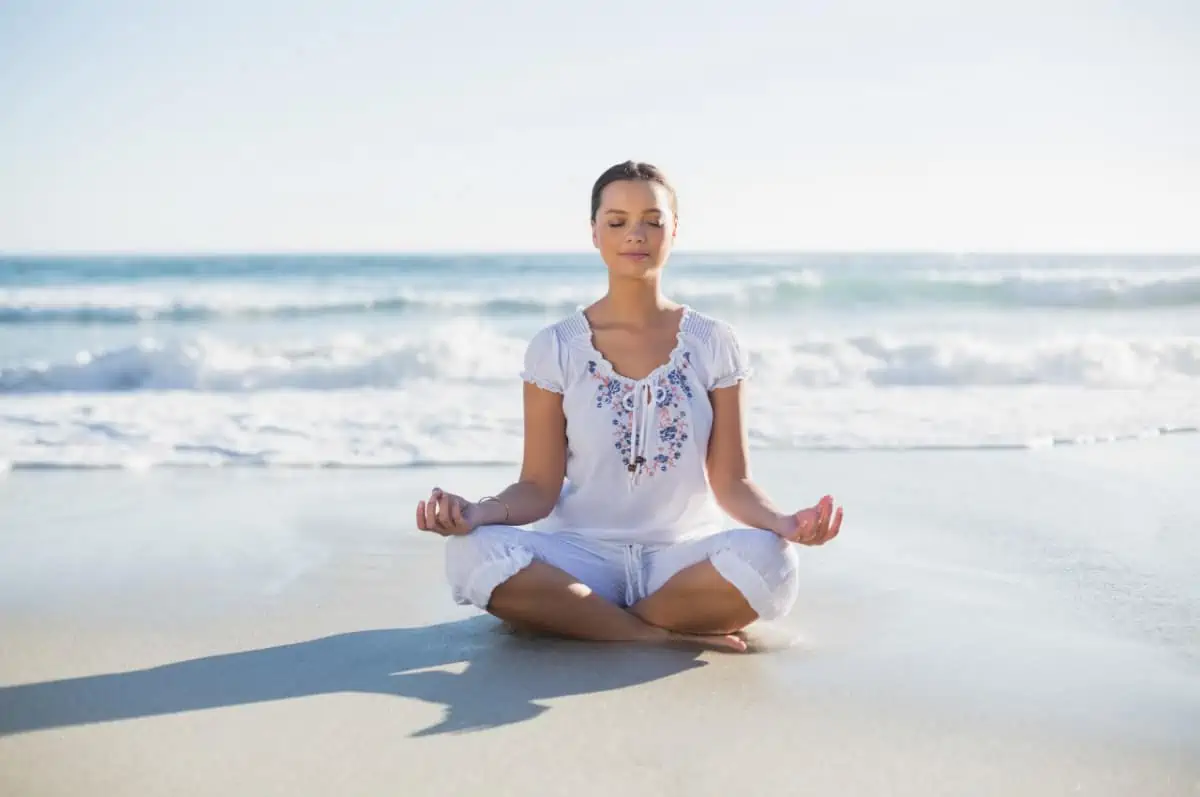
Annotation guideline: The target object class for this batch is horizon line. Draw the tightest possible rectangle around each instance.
[3,248,1200,259]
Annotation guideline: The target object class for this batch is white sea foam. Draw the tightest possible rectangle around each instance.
[0,385,1195,470]
[3,331,1198,394]
[0,332,525,392]
[3,255,1198,468]
[1,327,1197,469]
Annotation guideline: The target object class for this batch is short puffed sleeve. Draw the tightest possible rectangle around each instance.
[707,319,752,389]
[520,324,565,393]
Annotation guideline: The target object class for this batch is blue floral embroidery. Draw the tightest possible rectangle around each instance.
[588,356,693,477]
[666,352,694,401]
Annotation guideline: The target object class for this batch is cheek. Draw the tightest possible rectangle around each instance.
[599,226,624,247]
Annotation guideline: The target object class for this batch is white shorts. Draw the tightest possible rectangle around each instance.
[444,525,801,622]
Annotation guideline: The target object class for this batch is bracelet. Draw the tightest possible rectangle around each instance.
[477,496,510,524]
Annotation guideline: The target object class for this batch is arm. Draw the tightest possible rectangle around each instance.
[704,382,787,531]
[705,382,844,544]
[419,323,570,535]
[469,381,567,526]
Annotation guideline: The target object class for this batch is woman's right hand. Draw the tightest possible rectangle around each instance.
[416,487,478,536]
[771,494,843,546]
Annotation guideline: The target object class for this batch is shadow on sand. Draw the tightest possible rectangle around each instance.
[0,616,713,738]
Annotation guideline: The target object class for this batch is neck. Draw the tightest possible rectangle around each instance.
[601,275,670,323]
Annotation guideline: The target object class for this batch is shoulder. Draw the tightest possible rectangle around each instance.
[527,311,591,349]
[523,311,592,365]
[520,311,591,392]
[678,308,751,388]
[679,307,744,350]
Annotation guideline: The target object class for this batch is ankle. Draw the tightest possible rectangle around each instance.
[635,624,672,644]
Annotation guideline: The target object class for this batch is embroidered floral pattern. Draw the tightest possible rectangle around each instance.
[587,353,692,478]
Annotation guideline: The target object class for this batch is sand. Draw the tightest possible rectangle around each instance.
[2,440,1199,795]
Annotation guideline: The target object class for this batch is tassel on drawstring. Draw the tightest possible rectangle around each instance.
[626,382,656,489]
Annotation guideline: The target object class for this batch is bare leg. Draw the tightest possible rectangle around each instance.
[488,561,747,652]
[630,560,759,635]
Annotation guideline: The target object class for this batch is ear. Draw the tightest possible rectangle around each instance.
[591,221,599,249]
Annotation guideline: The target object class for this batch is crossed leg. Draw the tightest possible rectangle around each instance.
[629,559,759,635]
[445,527,798,653]
[485,561,750,652]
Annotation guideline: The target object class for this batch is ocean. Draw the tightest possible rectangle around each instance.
[1,252,1198,470]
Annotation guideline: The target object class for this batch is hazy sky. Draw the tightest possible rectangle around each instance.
[1,0,1198,254]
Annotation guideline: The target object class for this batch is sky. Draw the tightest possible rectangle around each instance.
[1,0,1198,254]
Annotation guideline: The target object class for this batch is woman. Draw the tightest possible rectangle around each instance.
[415,161,843,653]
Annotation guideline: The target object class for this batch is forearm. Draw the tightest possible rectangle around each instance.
[473,479,560,526]
[710,477,786,533]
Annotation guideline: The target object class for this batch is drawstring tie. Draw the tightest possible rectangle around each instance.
[625,381,656,489]
[623,543,647,606]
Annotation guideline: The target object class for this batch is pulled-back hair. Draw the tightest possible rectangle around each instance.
[589,161,678,222]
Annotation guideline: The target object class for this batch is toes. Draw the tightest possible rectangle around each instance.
[719,634,749,653]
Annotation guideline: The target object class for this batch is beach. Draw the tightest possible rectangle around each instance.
[3,439,1199,795]
[5,0,1200,787]
[2,252,1199,793]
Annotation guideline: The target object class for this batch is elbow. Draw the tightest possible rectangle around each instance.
[528,478,563,521]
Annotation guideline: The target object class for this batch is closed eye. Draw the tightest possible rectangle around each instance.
[607,220,664,228]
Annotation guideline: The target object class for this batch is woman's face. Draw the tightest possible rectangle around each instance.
[591,179,677,278]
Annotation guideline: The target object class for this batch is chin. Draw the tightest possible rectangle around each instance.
[607,254,667,278]
[615,264,662,280]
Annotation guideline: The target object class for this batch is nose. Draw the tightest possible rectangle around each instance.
[625,220,648,242]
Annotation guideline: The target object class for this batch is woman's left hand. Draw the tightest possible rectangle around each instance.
[772,495,843,545]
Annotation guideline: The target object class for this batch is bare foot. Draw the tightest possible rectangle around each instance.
[661,630,749,653]
[498,621,571,640]
[499,619,748,652]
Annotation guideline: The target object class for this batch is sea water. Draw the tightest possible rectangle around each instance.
[1,252,1198,470]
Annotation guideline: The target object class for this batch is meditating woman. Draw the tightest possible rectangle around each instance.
[415,161,843,652]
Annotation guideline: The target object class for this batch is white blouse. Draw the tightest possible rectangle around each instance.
[520,306,752,544]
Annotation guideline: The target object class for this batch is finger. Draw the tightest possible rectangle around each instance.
[817,496,834,536]
[807,513,822,541]
[431,493,448,530]
[416,500,428,531]
[424,496,440,530]
[450,498,466,530]
[807,501,823,533]
[824,507,843,543]
[435,493,456,531]
[815,505,842,545]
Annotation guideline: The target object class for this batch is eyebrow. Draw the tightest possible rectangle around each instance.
[603,209,663,215]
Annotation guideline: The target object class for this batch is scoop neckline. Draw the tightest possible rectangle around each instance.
[576,304,692,384]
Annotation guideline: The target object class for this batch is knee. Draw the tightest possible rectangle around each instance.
[710,529,800,622]
[444,525,533,610]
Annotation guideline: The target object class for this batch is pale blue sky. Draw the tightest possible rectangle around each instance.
[1,0,1197,254]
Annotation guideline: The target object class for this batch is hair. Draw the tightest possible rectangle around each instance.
[589,160,678,223]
